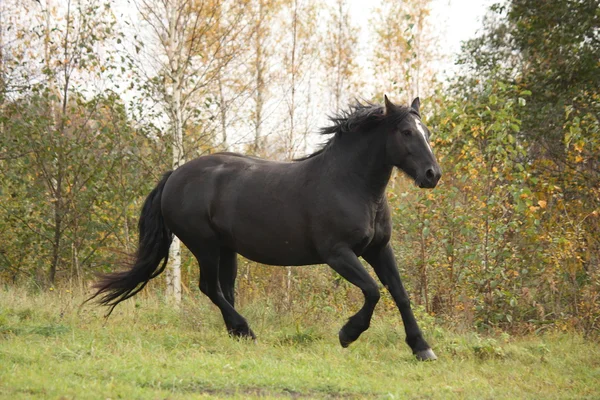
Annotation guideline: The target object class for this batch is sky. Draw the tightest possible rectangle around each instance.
[430,0,496,76]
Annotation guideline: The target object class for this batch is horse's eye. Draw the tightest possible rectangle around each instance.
[402,130,412,137]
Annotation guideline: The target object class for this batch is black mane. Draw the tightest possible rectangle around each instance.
[296,101,415,161]
[320,101,385,135]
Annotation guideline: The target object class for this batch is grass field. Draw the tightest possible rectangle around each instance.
[1,288,599,399]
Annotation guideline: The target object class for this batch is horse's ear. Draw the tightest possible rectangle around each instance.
[384,95,396,115]
[411,97,421,113]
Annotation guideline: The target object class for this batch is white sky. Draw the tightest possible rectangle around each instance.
[430,0,496,76]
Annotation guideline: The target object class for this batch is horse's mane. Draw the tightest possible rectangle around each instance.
[295,101,415,161]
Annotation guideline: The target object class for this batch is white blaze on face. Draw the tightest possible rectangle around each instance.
[415,118,433,154]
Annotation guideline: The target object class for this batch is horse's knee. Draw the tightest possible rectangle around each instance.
[397,296,411,311]
[364,285,381,305]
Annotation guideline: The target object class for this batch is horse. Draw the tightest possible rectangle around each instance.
[90,95,442,361]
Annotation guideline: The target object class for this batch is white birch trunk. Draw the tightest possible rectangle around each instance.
[167,85,183,305]
[165,0,183,306]
[253,1,264,155]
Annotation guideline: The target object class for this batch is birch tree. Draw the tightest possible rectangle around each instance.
[323,0,359,111]
[212,1,257,151]
[131,0,249,305]
[247,0,281,154]
[372,0,437,104]
[281,0,318,159]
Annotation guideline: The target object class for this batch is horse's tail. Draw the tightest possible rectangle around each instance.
[88,171,174,316]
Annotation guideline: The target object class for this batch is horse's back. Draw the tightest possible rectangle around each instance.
[160,153,322,264]
[161,152,274,217]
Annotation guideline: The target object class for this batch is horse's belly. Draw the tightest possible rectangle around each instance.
[232,239,322,266]
[218,189,321,265]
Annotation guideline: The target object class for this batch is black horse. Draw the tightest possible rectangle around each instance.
[91,96,442,361]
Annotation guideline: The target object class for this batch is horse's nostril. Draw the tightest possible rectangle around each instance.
[426,168,435,180]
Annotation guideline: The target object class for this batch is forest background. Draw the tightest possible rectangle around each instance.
[0,0,598,337]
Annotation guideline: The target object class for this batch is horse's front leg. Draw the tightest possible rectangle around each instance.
[363,243,437,361]
[326,247,381,347]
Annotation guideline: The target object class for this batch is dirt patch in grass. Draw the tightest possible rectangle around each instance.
[179,384,365,399]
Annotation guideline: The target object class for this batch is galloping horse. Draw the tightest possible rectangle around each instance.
[90,96,442,361]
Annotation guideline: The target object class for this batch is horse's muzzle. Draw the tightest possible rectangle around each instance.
[418,166,442,188]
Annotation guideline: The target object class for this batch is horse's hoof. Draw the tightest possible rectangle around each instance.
[338,329,353,348]
[229,327,256,340]
[414,348,437,361]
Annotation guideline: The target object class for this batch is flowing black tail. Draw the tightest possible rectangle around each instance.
[89,171,174,316]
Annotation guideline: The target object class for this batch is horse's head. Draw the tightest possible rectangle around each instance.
[383,96,442,189]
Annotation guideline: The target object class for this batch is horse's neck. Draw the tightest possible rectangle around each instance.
[317,136,393,199]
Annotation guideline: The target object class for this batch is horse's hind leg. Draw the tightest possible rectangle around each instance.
[325,247,380,348]
[218,248,237,307]
[190,243,255,339]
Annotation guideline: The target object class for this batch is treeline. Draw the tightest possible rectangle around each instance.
[397,0,599,334]
[0,0,598,335]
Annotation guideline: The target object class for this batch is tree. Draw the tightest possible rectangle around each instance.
[0,0,160,287]
[281,0,318,159]
[322,0,359,111]
[372,0,437,104]
[457,0,600,327]
[393,0,600,332]
[459,0,599,181]
[129,0,250,304]
[246,0,281,154]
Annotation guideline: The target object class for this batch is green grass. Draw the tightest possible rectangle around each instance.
[0,288,599,399]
